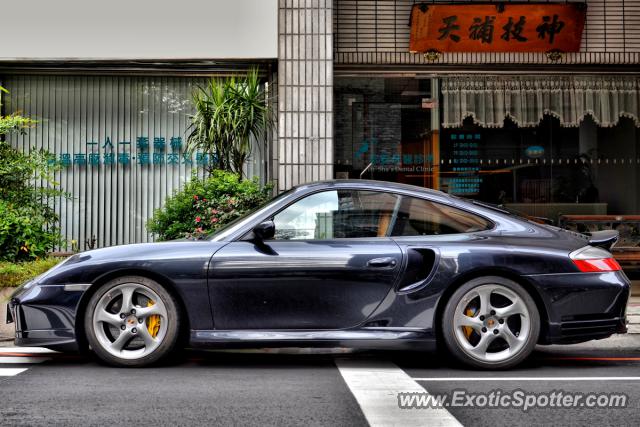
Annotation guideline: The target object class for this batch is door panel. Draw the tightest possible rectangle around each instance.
[208,239,403,330]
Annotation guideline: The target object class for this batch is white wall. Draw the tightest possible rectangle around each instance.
[0,0,277,60]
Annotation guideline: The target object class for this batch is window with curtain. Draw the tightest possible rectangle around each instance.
[439,75,640,223]
[442,75,640,129]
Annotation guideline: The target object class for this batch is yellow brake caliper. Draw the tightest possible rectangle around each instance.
[147,300,161,338]
[463,307,477,339]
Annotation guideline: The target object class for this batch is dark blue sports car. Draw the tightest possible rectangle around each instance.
[7,180,630,369]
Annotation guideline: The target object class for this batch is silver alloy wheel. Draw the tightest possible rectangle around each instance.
[92,283,169,360]
[452,284,531,363]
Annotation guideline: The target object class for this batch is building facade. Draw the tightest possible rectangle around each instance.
[1,0,279,248]
[2,0,640,251]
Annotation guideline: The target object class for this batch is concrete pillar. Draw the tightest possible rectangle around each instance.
[277,0,333,192]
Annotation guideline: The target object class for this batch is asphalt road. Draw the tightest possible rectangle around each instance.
[1,335,640,426]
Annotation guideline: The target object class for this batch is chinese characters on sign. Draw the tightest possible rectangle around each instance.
[410,4,586,53]
[50,136,212,168]
[355,138,434,172]
[441,133,483,196]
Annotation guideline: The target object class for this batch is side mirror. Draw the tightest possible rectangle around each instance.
[252,220,275,241]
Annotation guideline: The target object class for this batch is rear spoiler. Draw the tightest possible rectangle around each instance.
[587,230,619,251]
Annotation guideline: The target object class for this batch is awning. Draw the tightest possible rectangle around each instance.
[442,75,640,128]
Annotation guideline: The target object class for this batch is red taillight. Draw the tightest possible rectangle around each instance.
[570,246,622,273]
[573,258,621,272]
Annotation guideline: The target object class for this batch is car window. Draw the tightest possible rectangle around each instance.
[391,196,492,236]
[272,190,400,240]
[208,188,296,241]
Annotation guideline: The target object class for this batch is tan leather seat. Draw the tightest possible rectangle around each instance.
[377,213,391,237]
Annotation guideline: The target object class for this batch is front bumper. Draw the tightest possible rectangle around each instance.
[527,271,631,344]
[7,284,86,351]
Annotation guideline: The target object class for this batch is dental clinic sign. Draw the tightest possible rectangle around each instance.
[410,3,586,53]
[51,136,211,168]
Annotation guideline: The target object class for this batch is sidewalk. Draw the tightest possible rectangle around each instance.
[628,295,640,334]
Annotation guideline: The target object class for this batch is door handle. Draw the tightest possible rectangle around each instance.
[367,257,397,268]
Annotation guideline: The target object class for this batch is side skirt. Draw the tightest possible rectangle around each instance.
[189,328,435,351]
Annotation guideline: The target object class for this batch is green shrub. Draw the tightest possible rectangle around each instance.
[0,200,62,261]
[0,87,63,261]
[147,170,272,241]
[0,142,64,261]
[0,142,62,223]
[0,257,63,288]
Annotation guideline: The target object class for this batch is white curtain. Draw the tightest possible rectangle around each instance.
[442,75,640,128]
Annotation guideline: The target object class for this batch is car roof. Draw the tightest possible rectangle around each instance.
[290,179,452,201]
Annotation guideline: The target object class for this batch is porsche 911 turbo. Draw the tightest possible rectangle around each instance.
[6,180,630,369]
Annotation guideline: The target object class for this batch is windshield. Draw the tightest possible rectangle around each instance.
[206,188,295,241]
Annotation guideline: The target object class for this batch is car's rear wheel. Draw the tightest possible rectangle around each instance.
[442,276,540,369]
[84,276,181,367]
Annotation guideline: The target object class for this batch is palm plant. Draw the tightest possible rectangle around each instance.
[187,79,230,172]
[187,69,272,178]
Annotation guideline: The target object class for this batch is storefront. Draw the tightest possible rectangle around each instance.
[335,74,640,217]
[2,72,274,247]
[331,1,640,266]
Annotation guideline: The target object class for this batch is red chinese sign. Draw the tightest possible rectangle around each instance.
[410,3,586,53]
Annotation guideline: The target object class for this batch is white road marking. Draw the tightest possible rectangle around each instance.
[0,356,50,364]
[413,377,640,382]
[0,346,54,364]
[0,347,55,377]
[0,347,56,354]
[335,359,462,427]
[0,368,28,376]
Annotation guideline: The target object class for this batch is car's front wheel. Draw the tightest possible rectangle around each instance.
[84,276,181,367]
[442,276,540,369]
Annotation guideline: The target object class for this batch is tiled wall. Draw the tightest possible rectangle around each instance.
[277,0,334,191]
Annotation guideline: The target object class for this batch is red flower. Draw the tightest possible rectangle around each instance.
[196,227,203,233]
[211,209,219,215]
[193,195,199,200]
[211,217,218,223]
[195,217,201,223]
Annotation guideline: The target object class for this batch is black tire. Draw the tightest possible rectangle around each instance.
[441,276,540,370]
[84,276,181,367]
